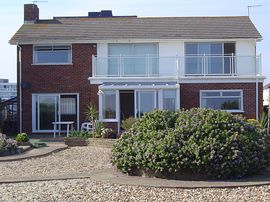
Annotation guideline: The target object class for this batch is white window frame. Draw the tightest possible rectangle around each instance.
[200,89,243,112]
[32,93,79,133]
[33,44,72,65]
[99,90,119,122]
[135,90,158,118]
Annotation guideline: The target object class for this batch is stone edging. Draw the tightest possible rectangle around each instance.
[0,144,68,162]
[88,138,117,148]
[1,168,270,189]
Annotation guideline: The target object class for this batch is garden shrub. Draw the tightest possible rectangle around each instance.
[0,133,19,156]
[15,133,29,142]
[112,108,270,179]
[69,130,91,139]
[121,117,137,131]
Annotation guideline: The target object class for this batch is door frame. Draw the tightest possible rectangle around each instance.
[32,93,79,133]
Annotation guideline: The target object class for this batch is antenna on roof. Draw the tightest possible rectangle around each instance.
[32,0,48,4]
[247,5,262,17]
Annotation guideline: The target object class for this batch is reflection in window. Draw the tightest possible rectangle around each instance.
[102,90,116,119]
[201,90,242,111]
[34,45,72,64]
[163,90,176,111]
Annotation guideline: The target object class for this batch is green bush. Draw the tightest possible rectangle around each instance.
[69,130,91,139]
[15,133,29,142]
[112,108,270,179]
[121,117,138,131]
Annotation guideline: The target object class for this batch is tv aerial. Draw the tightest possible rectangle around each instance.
[32,1,48,4]
[247,5,262,16]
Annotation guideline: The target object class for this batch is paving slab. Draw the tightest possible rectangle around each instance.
[89,167,270,189]
[0,143,68,162]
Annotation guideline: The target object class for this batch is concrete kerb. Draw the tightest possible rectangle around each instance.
[1,167,270,189]
[0,143,68,162]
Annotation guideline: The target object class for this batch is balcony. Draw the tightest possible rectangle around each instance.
[91,54,262,80]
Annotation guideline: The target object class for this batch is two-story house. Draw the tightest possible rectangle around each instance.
[10,4,265,134]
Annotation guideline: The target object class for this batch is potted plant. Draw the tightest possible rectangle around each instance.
[64,130,91,147]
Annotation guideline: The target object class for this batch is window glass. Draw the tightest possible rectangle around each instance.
[34,45,71,64]
[201,90,242,111]
[102,90,116,119]
[222,91,241,96]
[163,90,176,111]
[185,43,198,55]
[136,91,156,117]
[201,92,220,97]
[108,43,157,76]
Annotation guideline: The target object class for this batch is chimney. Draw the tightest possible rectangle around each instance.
[24,4,39,23]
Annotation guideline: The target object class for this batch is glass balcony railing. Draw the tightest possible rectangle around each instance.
[92,54,262,78]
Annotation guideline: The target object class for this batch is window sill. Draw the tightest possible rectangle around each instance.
[99,119,118,122]
[32,63,73,66]
[228,110,244,113]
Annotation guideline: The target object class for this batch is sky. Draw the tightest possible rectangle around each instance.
[0,0,269,83]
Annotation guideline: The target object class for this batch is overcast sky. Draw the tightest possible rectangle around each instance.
[0,0,269,83]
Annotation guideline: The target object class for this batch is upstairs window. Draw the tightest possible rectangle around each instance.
[34,45,72,64]
[185,42,235,75]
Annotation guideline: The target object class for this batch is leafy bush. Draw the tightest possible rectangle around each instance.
[0,133,19,156]
[69,130,91,139]
[93,122,112,138]
[121,117,137,131]
[15,133,29,142]
[112,108,270,179]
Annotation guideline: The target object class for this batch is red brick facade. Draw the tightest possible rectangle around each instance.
[17,44,263,134]
[180,83,263,119]
[18,44,98,134]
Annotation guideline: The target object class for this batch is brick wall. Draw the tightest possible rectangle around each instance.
[180,83,263,119]
[18,44,98,134]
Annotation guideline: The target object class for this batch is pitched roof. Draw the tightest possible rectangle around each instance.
[10,16,262,44]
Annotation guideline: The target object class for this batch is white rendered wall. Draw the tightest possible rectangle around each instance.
[236,40,256,75]
[96,43,108,76]
[158,42,184,76]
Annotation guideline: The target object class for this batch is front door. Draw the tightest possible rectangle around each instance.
[120,90,134,122]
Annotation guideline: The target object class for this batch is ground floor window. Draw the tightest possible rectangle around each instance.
[136,91,157,117]
[200,90,243,112]
[102,90,116,119]
[32,94,78,132]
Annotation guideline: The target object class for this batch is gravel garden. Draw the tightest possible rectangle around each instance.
[1,108,270,201]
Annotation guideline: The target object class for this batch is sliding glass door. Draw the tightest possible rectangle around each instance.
[37,95,59,131]
[33,94,78,132]
[108,43,158,76]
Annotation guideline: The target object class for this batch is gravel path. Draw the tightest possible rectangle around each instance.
[0,146,270,201]
[0,146,112,179]
[0,179,270,201]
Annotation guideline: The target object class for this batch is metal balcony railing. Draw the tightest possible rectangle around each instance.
[92,54,262,78]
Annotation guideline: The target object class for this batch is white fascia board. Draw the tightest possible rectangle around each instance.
[89,77,178,84]
[89,76,265,85]
[10,38,260,45]
[99,84,180,90]
[178,76,265,83]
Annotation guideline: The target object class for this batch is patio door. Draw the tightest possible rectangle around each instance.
[37,95,59,131]
[33,94,79,132]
